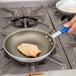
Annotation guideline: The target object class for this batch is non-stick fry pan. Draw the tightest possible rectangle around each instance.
[3,27,70,63]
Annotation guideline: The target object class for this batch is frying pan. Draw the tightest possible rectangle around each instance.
[56,0,76,15]
[3,27,70,63]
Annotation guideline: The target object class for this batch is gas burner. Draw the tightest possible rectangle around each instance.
[61,15,74,21]
[54,10,74,21]
[2,6,46,28]
[11,16,38,28]
[2,15,45,29]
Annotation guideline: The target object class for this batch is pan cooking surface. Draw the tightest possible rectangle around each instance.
[4,30,54,58]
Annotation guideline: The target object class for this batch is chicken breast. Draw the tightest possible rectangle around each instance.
[17,43,41,57]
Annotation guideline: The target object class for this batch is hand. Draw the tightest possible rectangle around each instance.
[64,16,76,34]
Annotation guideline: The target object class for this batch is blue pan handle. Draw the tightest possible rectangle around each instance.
[51,26,71,38]
[59,26,70,34]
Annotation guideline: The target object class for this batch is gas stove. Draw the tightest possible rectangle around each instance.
[0,6,72,76]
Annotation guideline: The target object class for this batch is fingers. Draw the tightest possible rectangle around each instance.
[64,16,76,27]
[67,22,76,34]
[64,16,76,34]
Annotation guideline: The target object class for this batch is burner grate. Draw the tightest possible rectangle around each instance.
[11,16,38,28]
[55,10,75,21]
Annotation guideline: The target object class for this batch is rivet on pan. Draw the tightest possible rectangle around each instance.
[49,39,51,41]
[45,35,48,38]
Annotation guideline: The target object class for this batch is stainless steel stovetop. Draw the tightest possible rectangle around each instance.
[0,5,75,76]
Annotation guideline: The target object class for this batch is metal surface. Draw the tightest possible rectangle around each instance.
[51,31,61,38]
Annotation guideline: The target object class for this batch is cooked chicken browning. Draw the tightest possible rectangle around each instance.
[17,43,41,57]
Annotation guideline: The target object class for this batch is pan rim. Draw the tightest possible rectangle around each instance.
[3,28,55,62]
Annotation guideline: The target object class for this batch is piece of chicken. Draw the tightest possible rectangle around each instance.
[17,43,41,57]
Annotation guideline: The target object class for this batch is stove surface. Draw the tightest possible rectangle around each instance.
[47,5,76,69]
[0,6,72,76]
